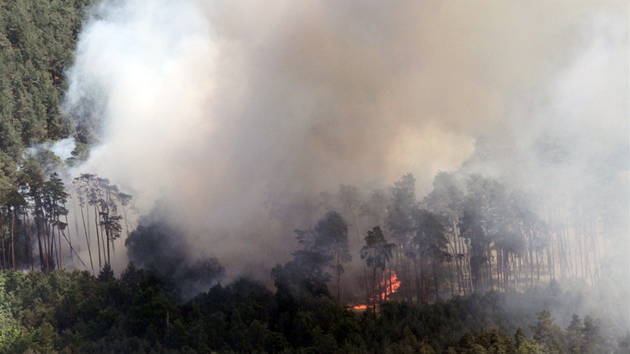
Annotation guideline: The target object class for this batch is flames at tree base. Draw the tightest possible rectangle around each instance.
[352,304,368,311]
[352,269,401,311]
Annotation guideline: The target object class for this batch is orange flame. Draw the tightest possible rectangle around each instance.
[378,269,401,301]
[353,269,401,310]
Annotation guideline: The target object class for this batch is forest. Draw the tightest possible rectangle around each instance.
[1,0,629,353]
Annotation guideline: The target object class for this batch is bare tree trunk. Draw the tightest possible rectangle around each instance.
[547,245,554,281]
[336,253,342,303]
[94,207,102,269]
[24,213,33,271]
[448,257,455,298]
[505,251,511,291]
[72,194,81,250]
[57,221,63,269]
[64,212,74,267]
[44,216,52,271]
[122,204,130,239]
[487,244,493,292]
[527,234,534,290]
[37,217,45,271]
[420,256,428,303]
[79,202,94,274]
[387,267,392,300]
[0,211,6,268]
[434,260,440,301]
[461,236,472,295]
[61,229,88,270]
[50,224,58,269]
[10,210,15,270]
[106,227,111,266]
[412,255,421,303]
[536,250,541,285]
[498,248,503,292]
[450,231,463,296]
[363,260,370,307]
[372,266,377,310]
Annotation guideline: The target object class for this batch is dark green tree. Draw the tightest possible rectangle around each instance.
[530,310,564,353]
[425,171,469,296]
[458,175,508,293]
[360,226,395,309]
[292,211,352,302]
[565,314,584,354]
[413,209,451,302]
[43,172,69,269]
[581,315,605,354]
[387,173,419,301]
[20,158,49,271]
[316,211,352,303]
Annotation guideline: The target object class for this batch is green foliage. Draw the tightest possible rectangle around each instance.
[0,0,623,348]
[0,268,626,353]
[0,0,92,159]
[361,225,396,307]
[387,172,418,243]
[565,314,583,354]
[581,315,606,354]
[292,210,352,286]
[361,226,395,271]
[0,273,30,353]
[530,310,564,353]
[125,214,224,300]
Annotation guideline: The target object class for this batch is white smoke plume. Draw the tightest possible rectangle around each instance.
[26,137,76,162]
[64,0,628,281]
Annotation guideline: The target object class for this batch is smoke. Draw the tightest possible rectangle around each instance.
[63,0,628,282]
[26,137,76,162]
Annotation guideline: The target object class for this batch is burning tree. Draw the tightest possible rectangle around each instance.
[360,226,396,310]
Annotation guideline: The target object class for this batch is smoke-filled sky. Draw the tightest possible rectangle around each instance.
[64,0,628,276]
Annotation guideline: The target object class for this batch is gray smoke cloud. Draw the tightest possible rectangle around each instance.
[64,0,628,281]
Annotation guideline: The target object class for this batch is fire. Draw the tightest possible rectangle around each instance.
[378,269,401,301]
[353,269,402,311]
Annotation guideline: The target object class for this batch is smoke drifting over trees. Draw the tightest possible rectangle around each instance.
[0,0,627,351]
[63,0,628,284]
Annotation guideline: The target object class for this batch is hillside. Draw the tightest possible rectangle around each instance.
[0,1,628,353]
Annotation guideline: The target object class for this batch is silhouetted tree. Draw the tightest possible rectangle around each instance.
[43,172,68,269]
[530,310,564,353]
[425,171,469,296]
[413,209,451,302]
[387,173,418,301]
[565,314,583,354]
[293,211,351,302]
[360,226,395,309]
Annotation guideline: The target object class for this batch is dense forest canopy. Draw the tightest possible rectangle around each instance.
[0,0,628,353]
[0,0,94,158]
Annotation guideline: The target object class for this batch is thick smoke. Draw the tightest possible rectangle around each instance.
[64,0,628,282]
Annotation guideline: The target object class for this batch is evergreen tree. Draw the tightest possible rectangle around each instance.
[565,314,583,354]
[413,209,451,302]
[387,173,419,301]
[530,310,564,353]
[293,211,352,297]
[360,226,395,309]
